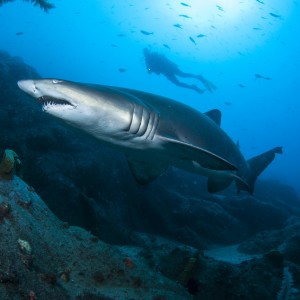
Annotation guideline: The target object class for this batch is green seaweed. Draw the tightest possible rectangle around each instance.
[0,0,54,12]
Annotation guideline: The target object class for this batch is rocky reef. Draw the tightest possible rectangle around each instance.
[1,50,300,299]
[0,176,190,299]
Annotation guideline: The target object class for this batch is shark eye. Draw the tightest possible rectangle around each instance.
[52,79,62,84]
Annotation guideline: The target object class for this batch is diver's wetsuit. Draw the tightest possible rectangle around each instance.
[143,48,216,94]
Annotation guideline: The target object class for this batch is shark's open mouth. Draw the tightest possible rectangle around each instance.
[38,96,75,110]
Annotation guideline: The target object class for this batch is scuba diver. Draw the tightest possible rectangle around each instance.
[143,48,216,94]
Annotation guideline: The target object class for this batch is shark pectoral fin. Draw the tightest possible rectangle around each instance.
[207,177,233,193]
[158,136,237,171]
[127,158,168,185]
[195,151,236,171]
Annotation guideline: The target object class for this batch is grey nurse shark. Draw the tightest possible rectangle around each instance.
[18,79,282,194]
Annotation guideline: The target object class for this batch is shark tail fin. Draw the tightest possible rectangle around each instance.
[237,146,283,194]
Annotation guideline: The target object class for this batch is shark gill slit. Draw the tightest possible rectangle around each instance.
[127,104,158,140]
[129,104,143,134]
[136,108,150,136]
[125,103,134,132]
[146,111,159,140]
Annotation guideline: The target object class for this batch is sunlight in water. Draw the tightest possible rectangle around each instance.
[96,0,295,60]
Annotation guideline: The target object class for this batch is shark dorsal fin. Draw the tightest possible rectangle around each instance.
[204,109,221,126]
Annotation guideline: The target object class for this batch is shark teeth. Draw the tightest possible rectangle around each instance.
[39,96,75,111]
[42,101,56,111]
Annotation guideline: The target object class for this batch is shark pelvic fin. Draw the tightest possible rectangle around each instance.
[232,174,251,194]
[127,158,168,185]
[207,177,233,193]
[207,174,250,194]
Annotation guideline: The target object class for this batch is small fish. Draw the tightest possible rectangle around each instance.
[216,5,224,12]
[196,34,206,38]
[255,74,272,80]
[16,32,24,36]
[110,44,118,48]
[140,30,153,35]
[211,25,217,29]
[269,12,281,18]
[180,2,191,7]
[173,23,183,29]
[163,44,170,49]
[189,36,196,45]
[118,68,126,73]
[225,102,232,106]
[179,14,192,19]
[238,84,246,88]
[117,33,125,37]
[252,27,262,30]
[256,0,264,3]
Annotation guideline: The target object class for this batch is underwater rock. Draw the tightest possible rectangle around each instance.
[0,176,189,299]
[264,250,284,268]
[277,267,299,300]
[177,256,198,288]
[236,217,300,265]
[282,235,300,265]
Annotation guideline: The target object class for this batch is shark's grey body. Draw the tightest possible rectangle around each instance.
[18,79,282,194]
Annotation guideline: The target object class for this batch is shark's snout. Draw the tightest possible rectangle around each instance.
[18,79,43,98]
[18,79,77,113]
[17,79,34,92]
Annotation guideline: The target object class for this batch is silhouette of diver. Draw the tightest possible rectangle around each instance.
[143,48,216,94]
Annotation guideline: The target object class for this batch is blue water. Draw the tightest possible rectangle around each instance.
[1,0,299,195]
